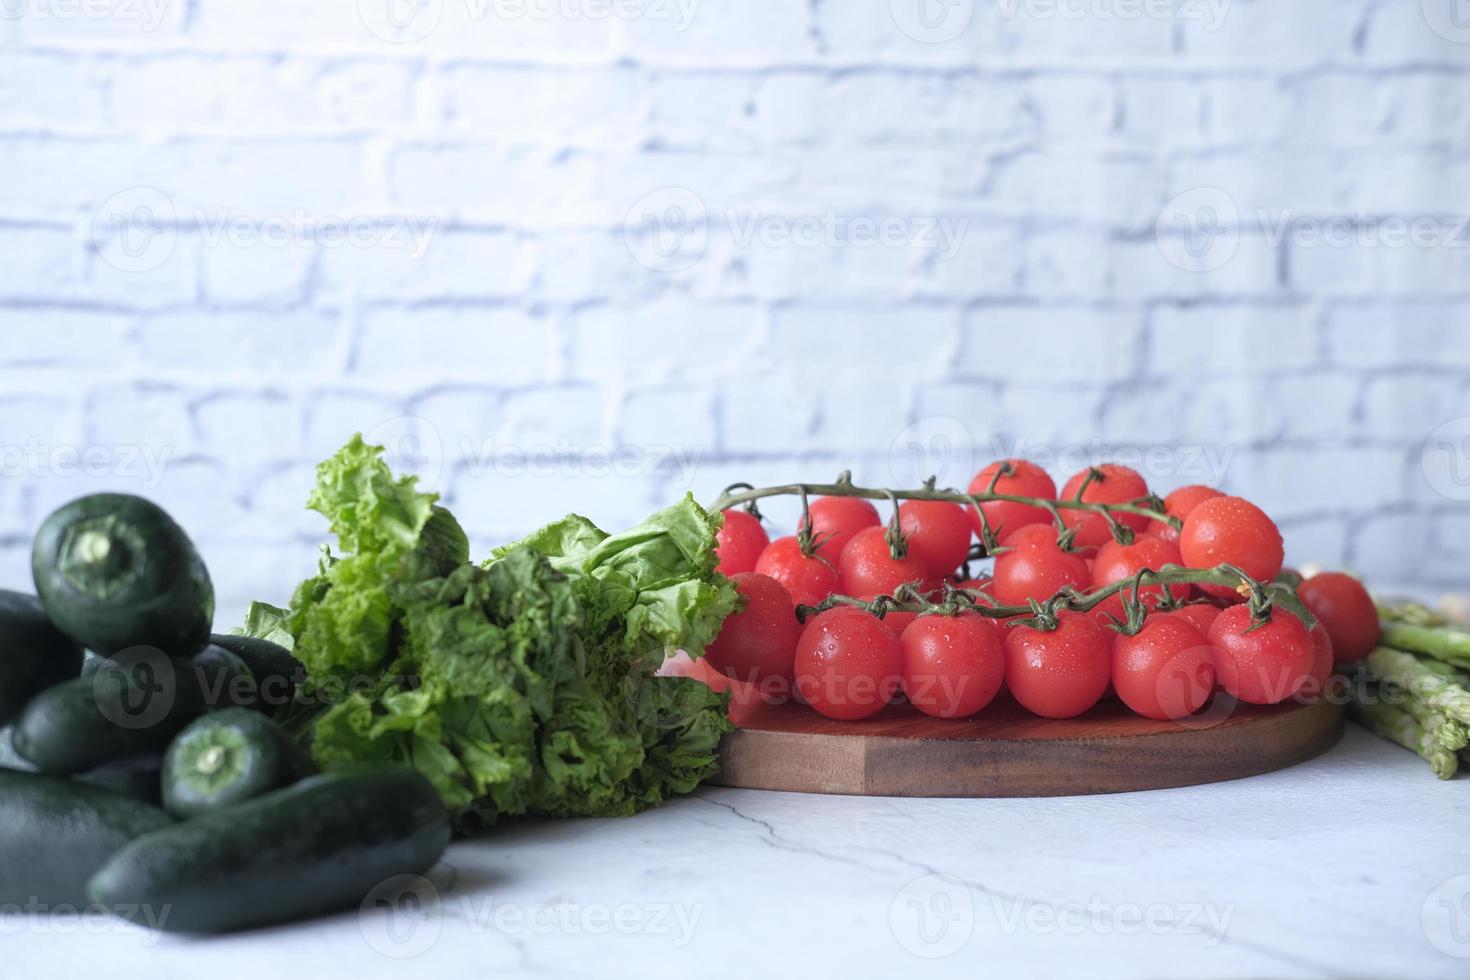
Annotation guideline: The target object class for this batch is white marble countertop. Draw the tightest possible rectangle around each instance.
[7,725,1467,980]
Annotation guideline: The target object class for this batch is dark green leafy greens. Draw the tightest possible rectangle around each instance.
[245,436,737,830]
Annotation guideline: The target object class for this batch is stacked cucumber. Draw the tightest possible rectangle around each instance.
[0,494,450,933]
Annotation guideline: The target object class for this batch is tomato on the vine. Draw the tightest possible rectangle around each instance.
[839,525,929,598]
[755,536,839,608]
[715,509,768,577]
[1207,605,1313,705]
[1179,496,1284,600]
[991,537,1090,607]
[1111,615,1215,720]
[898,499,973,579]
[899,613,1005,719]
[794,606,902,720]
[1058,464,1152,551]
[804,496,881,565]
[967,459,1057,544]
[1147,485,1223,543]
[704,573,802,686]
[1296,572,1380,662]
[1003,611,1112,719]
[1090,535,1189,622]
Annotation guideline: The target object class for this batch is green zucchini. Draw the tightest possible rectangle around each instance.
[31,494,214,658]
[11,650,249,775]
[75,755,164,806]
[163,708,305,818]
[0,769,172,907]
[0,589,84,725]
[208,634,303,712]
[89,769,451,934]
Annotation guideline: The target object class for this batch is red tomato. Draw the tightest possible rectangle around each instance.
[899,613,1005,718]
[794,606,902,720]
[1208,605,1313,705]
[1058,464,1151,551]
[1090,535,1189,622]
[898,499,974,579]
[991,538,1090,607]
[1147,485,1223,543]
[704,573,802,686]
[1111,615,1216,720]
[839,525,929,598]
[1179,496,1284,601]
[715,509,769,576]
[967,459,1057,544]
[1004,611,1112,719]
[1004,523,1063,550]
[1297,572,1380,662]
[754,536,839,608]
[1172,603,1222,636]
[1296,622,1335,699]
[804,496,881,565]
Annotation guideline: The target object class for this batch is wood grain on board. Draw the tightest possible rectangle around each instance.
[713,695,1345,798]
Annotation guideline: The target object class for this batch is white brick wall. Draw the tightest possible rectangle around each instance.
[1,0,1469,626]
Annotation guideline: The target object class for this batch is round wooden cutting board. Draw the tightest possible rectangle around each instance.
[712,695,1345,798]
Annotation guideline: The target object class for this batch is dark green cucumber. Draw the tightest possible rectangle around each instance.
[0,725,36,771]
[208,634,303,712]
[89,769,451,934]
[0,769,172,906]
[11,650,250,775]
[163,708,305,818]
[0,589,84,725]
[75,755,164,806]
[32,493,214,658]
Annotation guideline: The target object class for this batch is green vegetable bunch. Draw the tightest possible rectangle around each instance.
[245,436,739,830]
[1350,601,1470,780]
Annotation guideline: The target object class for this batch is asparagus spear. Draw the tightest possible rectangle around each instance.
[1379,622,1470,670]
[1348,697,1459,779]
[1365,648,1470,726]
[1413,657,1470,688]
[1393,690,1470,752]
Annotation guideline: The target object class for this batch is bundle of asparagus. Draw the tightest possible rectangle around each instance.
[1350,601,1470,779]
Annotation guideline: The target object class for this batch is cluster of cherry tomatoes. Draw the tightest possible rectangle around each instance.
[695,460,1381,724]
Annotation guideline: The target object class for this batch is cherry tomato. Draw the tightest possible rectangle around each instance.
[1004,611,1112,719]
[1058,464,1152,551]
[1147,485,1223,543]
[804,496,881,565]
[967,459,1057,544]
[1179,496,1284,601]
[1296,622,1335,699]
[1111,615,1215,720]
[1172,603,1222,636]
[794,606,902,720]
[754,536,839,608]
[899,613,1005,718]
[898,499,973,579]
[1091,535,1189,622]
[1208,605,1313,705]
[1004,523,1063,550]
[839,525,929,597]
[1297,572,1380,662]
[991,538,1090,607]
[704,573,802,686]
[715,509,769,577]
